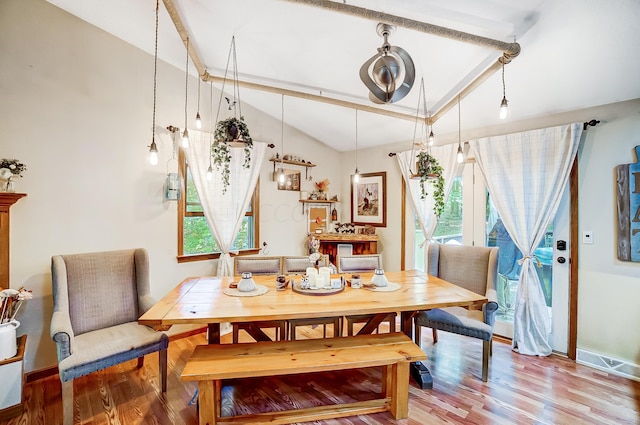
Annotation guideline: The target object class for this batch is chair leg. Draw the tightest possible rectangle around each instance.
[61,379,73,425]
[482,340,490,382]
[432,328,438,343]
[159,348,168,392]
[137,356,145,368]
[413,321,421,345]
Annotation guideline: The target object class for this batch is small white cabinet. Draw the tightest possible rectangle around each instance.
[0,335,26,420]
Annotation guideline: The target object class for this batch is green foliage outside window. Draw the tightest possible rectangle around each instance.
[182,166,254,256]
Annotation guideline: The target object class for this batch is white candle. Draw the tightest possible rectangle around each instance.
[306,267,318,288]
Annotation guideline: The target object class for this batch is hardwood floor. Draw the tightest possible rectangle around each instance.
[3,325,639,425]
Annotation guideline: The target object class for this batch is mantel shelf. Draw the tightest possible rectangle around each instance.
[0,193,27,208]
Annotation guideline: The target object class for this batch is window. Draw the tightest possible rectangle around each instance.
[177,151,260,262]
[414,176,463,270]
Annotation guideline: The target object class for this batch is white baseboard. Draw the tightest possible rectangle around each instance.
[576,348,640,382]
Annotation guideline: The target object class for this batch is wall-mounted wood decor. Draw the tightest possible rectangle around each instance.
[616,145,640,262]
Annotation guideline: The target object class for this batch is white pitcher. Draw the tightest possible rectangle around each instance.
[0,320,19,360]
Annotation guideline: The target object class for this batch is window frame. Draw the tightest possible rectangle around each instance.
[177,148,260,263]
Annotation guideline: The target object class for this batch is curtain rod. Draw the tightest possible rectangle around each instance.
[388,119,601,157]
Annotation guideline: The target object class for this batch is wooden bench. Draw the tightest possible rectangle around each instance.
[181,332,426,424]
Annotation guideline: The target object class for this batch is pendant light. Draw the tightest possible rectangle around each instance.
[499,58,509,119]
[195,77,202,129]
[206,81,214,180]
[277,94,286,184]
[457,95,464,164]
[181,37,190,148]
[147,0,159,166]
[353,109,360,183]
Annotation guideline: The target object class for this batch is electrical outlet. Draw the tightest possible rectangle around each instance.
[582,231,593,244]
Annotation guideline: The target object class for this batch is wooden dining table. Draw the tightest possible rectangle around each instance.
[139,269,487,388]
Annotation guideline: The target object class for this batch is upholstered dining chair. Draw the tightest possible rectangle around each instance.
[50,248,168,425]
[414,243,499,382]
[336,254,397,336]
[232,256,287,343]
[282,255,342,340]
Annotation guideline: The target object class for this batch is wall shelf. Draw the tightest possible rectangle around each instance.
[269,157,316,180]
[299,199,338,214]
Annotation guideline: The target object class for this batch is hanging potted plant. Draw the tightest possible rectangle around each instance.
[212,116,253,192]
[415,151,445,217]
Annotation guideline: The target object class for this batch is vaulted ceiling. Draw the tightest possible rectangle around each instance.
[48,0,640,152]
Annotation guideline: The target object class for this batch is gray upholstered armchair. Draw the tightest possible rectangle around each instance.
[50,248,168,425]
[414,243,498,382]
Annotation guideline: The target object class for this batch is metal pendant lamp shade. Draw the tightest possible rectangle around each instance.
[360,23,415,104]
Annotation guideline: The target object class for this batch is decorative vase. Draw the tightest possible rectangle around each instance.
[0,320,19,360]
[3,178,15,193]
[229,123,238,139]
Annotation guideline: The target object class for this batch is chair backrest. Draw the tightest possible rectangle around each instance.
[283,255,329,275]
[234,256,283,275]
[427,244,498,296]
[52,248,148,336]
[337,254,382,273]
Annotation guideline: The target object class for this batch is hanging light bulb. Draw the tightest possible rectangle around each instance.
[278,168,286,184]
[182,127,189,147]
[499,59,509,120]
[428,126,435,146]
[195,77,202,129]
[148,0,160,166]
[182,37,190,148]
[278,95,287,185]
[457,95,464,164]
[354,109,360,182]
[206,164,213,181]
[149,139,159,166]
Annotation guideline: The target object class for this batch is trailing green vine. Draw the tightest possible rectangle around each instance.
[416,151,446,217]
[212,116,253,193]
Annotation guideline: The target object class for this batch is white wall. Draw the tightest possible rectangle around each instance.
[0,0,342,372]
[577,109,640,364]
[1,0,638,374]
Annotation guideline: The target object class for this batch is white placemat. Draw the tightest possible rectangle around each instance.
[364,281,401,292]
[224,284,269,297]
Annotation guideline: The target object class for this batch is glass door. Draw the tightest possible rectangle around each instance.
[485,186,570,353]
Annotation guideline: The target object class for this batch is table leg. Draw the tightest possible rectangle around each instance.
[207,323,221,344]
[401,311,433,389]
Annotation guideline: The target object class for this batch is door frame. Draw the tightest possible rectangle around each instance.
[400,155,579,359]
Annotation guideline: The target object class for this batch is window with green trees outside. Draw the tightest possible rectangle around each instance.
[179,157,258,260]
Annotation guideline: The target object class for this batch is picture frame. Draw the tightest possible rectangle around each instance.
[308,205,329,234]
[275,169,301,191]
[351,171,386,227]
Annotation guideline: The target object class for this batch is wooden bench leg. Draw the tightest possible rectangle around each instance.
[198,380,218,425]
[389,362,410,419]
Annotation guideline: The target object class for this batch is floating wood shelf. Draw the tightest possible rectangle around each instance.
[299,199,338,214]
[270,158,316,180]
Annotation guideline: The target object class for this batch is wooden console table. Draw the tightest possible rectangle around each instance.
[314,233,379,264]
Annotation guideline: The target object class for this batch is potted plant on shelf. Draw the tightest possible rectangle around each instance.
[212,116,253,193]
[415,151,445,217]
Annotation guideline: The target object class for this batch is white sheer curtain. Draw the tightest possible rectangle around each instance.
[184,129,266,276]
[397,144,462,253]
[469,123,582,356]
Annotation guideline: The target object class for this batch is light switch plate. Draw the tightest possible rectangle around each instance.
[582,231,593,244]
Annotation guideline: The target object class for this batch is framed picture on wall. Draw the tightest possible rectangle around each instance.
[308,205,329,233]
[351,171,386,227]
[275,169,301,191]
